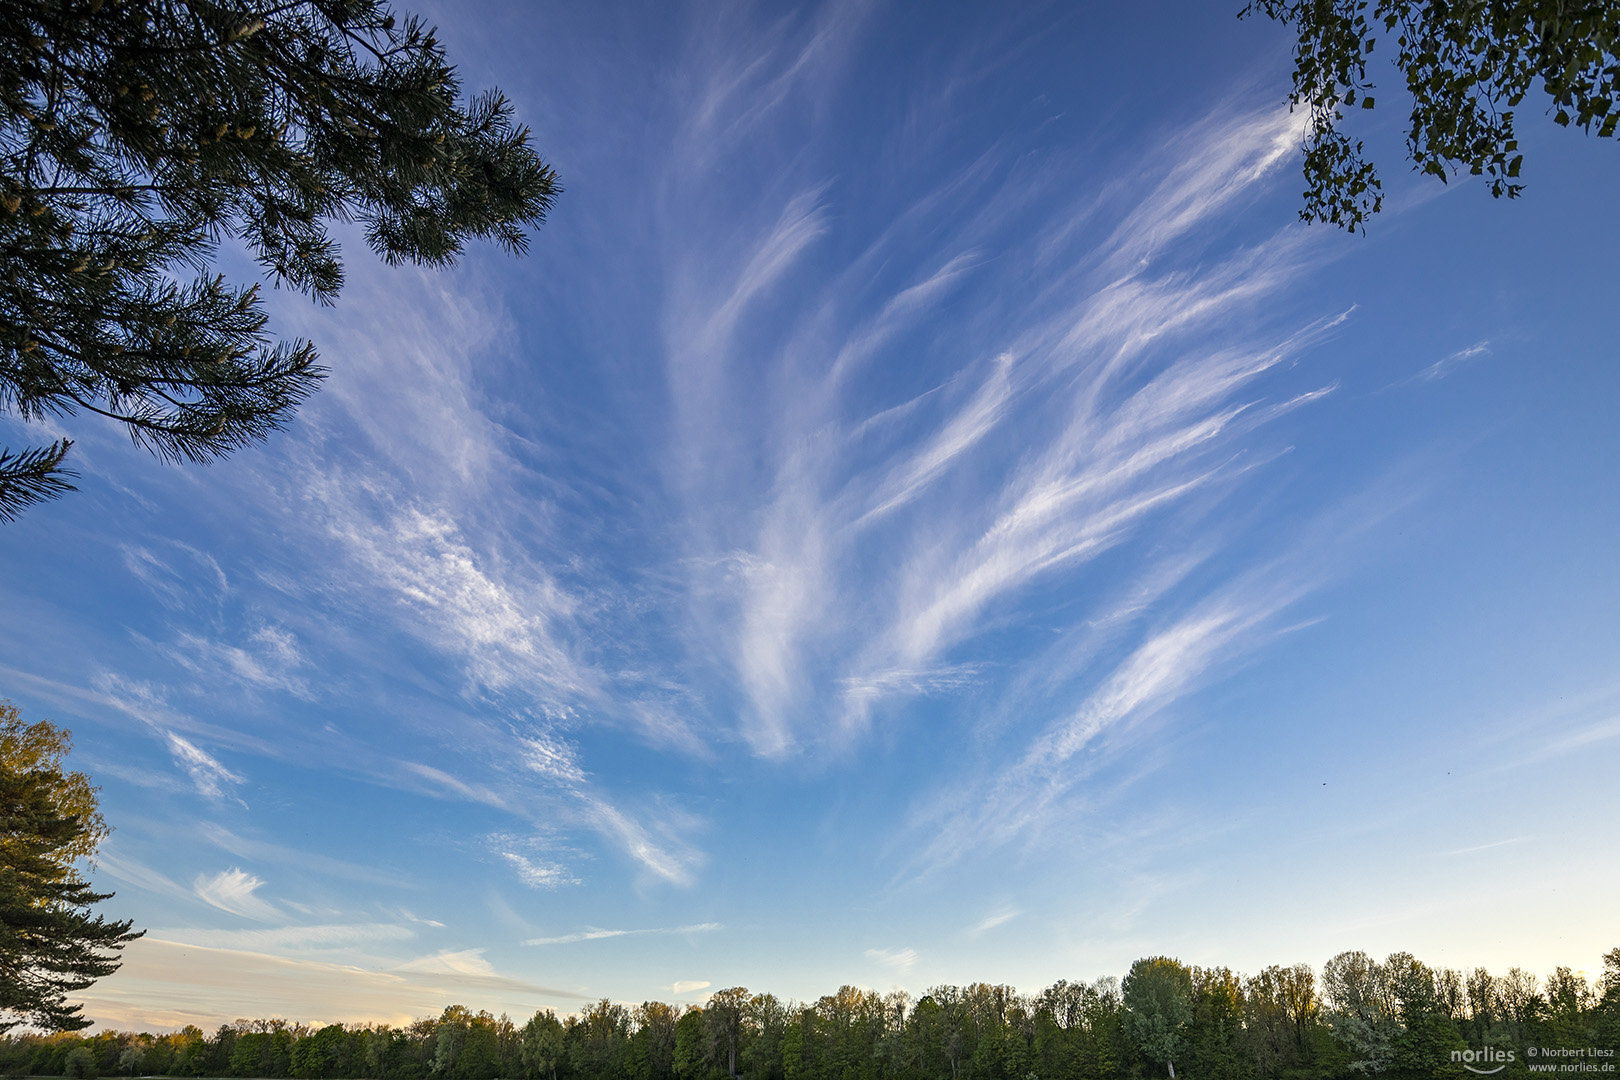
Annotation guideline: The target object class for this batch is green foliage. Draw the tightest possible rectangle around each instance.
[1243,0,1620,231]
[61,1046,94,1079]
[1240,962,1322,1075]
[673,1008,706,1080]
[703,988,748,1080]
[2,951,1619,1080]
[742,993,789,1080]
[628,1003,681,1080]
[1123,957,1193,1077]
[1320,950,1398,1073]
[0,442,76,523]
[0,0,559,519]
[568,1000,630,1080]
[232,1029,297,1078]
[456,1023,500,1080]
[169,1025,205,1076]
[432,1005,510,1080]
[523,1009,566,1080]
[1186,967,1245,1080]
[0,701,140,1032]
[0,702,106,862]
[292,1024,350,1079]
[1381,956,1466,1080]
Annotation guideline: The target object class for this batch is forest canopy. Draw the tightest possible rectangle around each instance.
[4,948,1616,1080]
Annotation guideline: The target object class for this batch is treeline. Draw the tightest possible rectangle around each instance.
[4,949,1618,1080]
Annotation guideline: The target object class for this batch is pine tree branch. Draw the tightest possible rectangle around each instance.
[0,440,76,523]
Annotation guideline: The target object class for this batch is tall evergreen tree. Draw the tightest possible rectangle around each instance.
[0,0,559,520]
[0,702,140,1032]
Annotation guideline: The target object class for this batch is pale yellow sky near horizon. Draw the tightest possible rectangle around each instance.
[78,928,1618,1036]
[77,938,591,1034]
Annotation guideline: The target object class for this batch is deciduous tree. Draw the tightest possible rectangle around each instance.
[521,1010,565,1080]
[1244,0,1620,231]
[1122,957,1193,1079]
[704,988,750,1080]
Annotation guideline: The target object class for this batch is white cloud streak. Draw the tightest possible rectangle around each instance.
[864,946,919,975]
[96,850,196,904]
[166,626,311,698]
[166,733,244,800]
[153,923,417,952]
[971,909,1021,934]
[311,497,595,705]
[193,868,281,921]
[520,731,587,786]
[1417,339,1491,382]
[904,567,1310,877]
[396,949,497,977]
[657,96,1330,780]
[500,852,581,890]
[67,11,1356,904]
[257,269,703,888]
[524,922,721,947]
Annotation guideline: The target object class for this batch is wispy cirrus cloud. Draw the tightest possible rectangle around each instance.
[520,730,587,786]
[164,626,311,699]
[6,0,1614,1016]
[153,922,416,952]
[306,493,596,706]
[244,258,712,893]
[898,464,1411,878]
[63,9,1350,926]
[524,922,721,947]
[193,868,281,921]
[198,824,412,889]
[918,585,1297,863]
[96,849,196,904]
[84,9,1346,912]
[573,794,705,888]
[652,94,1333,777]
[1417,339,1490,382]
[500,851,581,890]
[864,946,919,976]
[395,948,498,977]
[120,542,229,612]
[80,671,269,802]
[166,733,245,800]
[1440,837,1528,857]
[971,909,1021,934]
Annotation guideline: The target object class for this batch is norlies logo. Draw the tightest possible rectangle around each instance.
[1453,1048,1517,1075]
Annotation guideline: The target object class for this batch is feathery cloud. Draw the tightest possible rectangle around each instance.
[192,868,281,922]
[865,947,919,975]
[524,923,721,947]
[166,734,244,800]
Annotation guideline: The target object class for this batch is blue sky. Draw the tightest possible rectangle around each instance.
[2,0,1618,1031]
